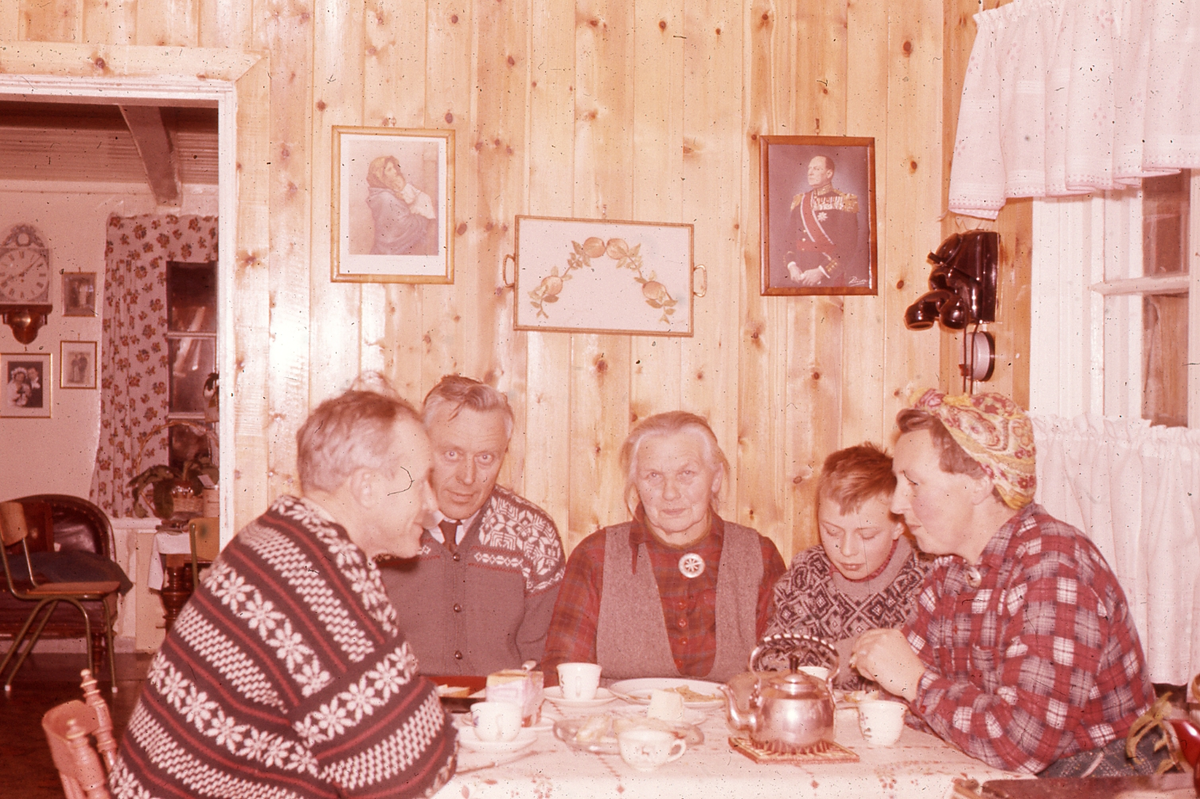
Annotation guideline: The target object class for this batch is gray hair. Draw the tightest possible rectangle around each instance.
[297,387,422,493]
[421,375,514,440]
[620,411,729,515]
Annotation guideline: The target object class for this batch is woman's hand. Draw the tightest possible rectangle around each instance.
[851,628,924,702]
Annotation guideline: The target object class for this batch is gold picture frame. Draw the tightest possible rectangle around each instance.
[60,340,97,389]
[331,126,454,284]
[61,272,97,316]
[760,135,878,296]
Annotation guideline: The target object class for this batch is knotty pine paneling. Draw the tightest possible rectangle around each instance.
[6,0,991,564]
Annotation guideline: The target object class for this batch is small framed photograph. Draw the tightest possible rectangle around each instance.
[760,135,878,296]
[2,353,51,417]
[513,216,696,336]
[60,341,97,389]
[61,272,97,316]
[331,126,454,284]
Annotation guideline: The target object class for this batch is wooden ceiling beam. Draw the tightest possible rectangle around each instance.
[118,105,180,205]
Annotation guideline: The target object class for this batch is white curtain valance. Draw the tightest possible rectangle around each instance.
[1032,412,1200,686]
[949,0,1200,220]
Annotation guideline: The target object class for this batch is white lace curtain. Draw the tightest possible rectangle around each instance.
[949,0,1200,219]
[1032,413,1200,686]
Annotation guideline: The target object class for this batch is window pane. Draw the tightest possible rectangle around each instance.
[1142,173,1188,276]
[167,260,217,332]
[168,337,216,413]
[1143,293,1189,427]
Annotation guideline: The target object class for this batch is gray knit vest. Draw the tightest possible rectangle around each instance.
[595,522,762,683]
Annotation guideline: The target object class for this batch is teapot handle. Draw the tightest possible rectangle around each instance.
[748,633,840,682]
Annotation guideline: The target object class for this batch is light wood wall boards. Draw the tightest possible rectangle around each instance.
[2,0,1012,564]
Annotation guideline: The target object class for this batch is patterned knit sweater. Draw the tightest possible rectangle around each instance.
[765,537,928,691]
[379,486,565,676]
[110,496,457,799]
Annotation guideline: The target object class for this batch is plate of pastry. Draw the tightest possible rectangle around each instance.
[607,678,725,709]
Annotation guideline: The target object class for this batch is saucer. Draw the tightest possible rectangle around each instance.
[456,727,538,753]
[544,686,618,709]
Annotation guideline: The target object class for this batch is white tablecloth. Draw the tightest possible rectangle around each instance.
[443,697,1026,799]
[147,530,192,591]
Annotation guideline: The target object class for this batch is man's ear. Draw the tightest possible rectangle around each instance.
[347,467,378,508]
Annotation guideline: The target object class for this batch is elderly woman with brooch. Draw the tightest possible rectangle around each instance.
[543,411,786,683]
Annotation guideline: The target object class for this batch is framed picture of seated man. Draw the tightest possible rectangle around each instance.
[760,135,878,296]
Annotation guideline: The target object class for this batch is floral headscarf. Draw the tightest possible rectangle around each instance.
[910,389,1036,509]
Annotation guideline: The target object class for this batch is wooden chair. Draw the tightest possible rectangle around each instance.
[0,501,120,691]
[42,668,117,799]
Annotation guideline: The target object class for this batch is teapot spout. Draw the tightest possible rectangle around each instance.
[721,675,759,732]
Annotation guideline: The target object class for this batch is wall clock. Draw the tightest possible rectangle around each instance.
[0,224,53,344]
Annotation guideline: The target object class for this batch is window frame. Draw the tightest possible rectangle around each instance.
[1029,172,1199,428]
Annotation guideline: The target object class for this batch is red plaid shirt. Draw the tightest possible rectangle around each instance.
[543,512,785,682]
[905,503,1156,774]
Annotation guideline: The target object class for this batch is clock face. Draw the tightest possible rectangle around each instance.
[0,247,51,304]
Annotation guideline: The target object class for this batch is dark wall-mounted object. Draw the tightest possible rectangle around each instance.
[905,231,998,331]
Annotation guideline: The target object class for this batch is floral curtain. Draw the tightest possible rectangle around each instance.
[90,214,218,518]
[1032,412,1200,686]
[949,0,1200,219]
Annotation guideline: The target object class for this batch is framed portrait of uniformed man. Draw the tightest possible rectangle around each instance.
[760,135,877,296]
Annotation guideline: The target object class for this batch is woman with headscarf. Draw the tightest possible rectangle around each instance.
[852,389,1165,777]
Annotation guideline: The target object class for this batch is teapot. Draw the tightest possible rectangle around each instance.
[721,633,838,752]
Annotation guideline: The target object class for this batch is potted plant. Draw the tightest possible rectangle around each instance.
[128,454,219,522]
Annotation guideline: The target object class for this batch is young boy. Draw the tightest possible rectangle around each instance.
[765,443,927,691]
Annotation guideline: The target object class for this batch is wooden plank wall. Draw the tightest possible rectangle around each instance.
[2,0,1001,562]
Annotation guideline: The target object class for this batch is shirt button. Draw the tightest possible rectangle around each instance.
[454,650,463,660]
[676,617,688,629]
[453,603,462,613]
[679,638,688,647]
[452,553,461,562]
[676,600,687,610]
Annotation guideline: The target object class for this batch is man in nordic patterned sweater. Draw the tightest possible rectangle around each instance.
[111,386,457,799]
[378,375,566,676]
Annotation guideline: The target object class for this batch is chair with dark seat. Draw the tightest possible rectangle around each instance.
[0,495,127,690]
[42,668,117,799]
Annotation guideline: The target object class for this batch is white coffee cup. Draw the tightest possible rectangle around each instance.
[556,662,602,701]
[471,700,522,742]
[797,665,830,683]
[617,727,687,771]
[857,699,907,746]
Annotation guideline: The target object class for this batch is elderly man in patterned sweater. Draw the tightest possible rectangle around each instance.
[111,386,456,799]
[378,375,566,676]
[853,389,1166,777]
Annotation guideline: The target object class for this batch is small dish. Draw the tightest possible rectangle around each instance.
[607,678,724,709]
[456,726,538,753]
[544,686,618,709]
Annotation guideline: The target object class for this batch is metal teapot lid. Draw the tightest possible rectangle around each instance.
[764,663,823,697]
